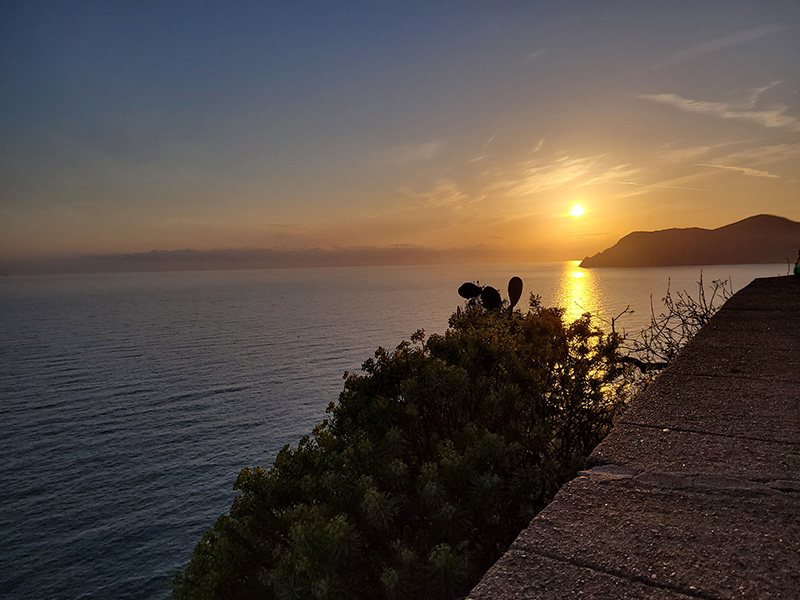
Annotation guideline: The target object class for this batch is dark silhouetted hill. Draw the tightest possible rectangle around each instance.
[580,215,800,268]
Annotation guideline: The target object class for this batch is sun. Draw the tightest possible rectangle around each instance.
[569,204,585,217]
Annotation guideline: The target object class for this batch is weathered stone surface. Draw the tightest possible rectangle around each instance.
[697,310,800,344]
[588,422,800,482]
[618,371,800,444]
[468,548,696,600]
[720,276,800,311]
[511,474,800,600]
[469,276,800,599]
[667,342,799,381]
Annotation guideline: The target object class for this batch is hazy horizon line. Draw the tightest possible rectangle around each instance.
[0,244,584,276]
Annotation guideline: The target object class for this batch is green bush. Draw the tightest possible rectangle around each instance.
[174,296,630,600]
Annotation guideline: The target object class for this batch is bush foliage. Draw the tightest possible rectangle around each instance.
[174,296,630,600]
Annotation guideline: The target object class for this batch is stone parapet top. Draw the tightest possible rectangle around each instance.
[468,276,800,599]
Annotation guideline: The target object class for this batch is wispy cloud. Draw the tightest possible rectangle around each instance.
[401,179,474,210]
[656,145,712,164]
[384,141,444,165]
[622,137,798,194]
[470,136,544,165]
[653,24,785,69]
[579,163,642,187]
[737,81,782,110]
[697,141,800,178]
[656,139,800,169]
[699,163,779,178]
[617,171,710,197]
[486,153,644,198]
[508,155,597,195]
[468,131,500,163]
[639,90,800,132]
[520,48,546,66]
[716,142,800,165]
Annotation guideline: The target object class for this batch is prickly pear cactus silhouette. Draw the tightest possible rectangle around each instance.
[508,276,523,310]
[480,286,502,310]
[458,282,482,299]
[457,277,523,311]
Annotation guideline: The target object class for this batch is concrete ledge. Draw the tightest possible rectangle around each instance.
[469,276,800,599]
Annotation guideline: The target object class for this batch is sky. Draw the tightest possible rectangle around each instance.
[1,1,799,266]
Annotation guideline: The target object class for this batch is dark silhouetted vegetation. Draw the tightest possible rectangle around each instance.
[616,273,732,392]
[174,289,631,600]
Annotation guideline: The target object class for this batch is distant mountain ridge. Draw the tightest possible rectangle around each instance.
[0,245,511,275]
[580,215,800,268]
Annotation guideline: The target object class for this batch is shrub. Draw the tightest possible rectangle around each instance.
[174,295,630,600]
[618,273,733,393]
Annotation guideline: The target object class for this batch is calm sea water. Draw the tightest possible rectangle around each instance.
[0,262,788,599]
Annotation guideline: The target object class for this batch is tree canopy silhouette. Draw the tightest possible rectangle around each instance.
[174,286,631,600]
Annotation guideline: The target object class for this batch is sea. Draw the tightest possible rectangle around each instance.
[0,262,790,599]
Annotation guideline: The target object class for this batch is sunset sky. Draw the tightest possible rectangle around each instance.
[1,1,799,264]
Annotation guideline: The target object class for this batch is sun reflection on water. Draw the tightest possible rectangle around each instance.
[554,261,602,323]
